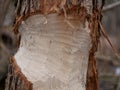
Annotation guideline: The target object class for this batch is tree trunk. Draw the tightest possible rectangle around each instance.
[5,0,103,90]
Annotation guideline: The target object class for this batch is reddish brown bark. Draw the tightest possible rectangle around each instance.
[86,10,101,90]
[5,57,32,90]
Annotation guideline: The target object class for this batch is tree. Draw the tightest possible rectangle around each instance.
[5,0,104,90]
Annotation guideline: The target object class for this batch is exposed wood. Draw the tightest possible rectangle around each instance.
[6,13,92,90]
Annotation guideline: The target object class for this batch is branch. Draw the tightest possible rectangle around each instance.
[103,1,120,11]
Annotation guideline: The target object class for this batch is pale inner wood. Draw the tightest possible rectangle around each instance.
[14,14,91,90]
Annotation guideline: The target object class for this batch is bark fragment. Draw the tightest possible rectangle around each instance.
[5,57,32,90]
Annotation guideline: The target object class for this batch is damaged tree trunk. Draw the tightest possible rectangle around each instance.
[5,0,104,90]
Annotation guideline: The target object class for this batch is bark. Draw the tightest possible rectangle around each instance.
[5,0,104,90]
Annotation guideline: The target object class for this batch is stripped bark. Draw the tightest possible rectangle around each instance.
[5,0,104,90]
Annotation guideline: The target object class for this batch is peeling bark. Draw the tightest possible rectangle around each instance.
[5,57,32,90]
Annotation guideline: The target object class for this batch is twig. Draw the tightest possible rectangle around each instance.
[99,21,120,60]
[103,1,120,11]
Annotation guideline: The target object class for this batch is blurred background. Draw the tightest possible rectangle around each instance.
[97,0,120,90]
[0,0,120,90]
